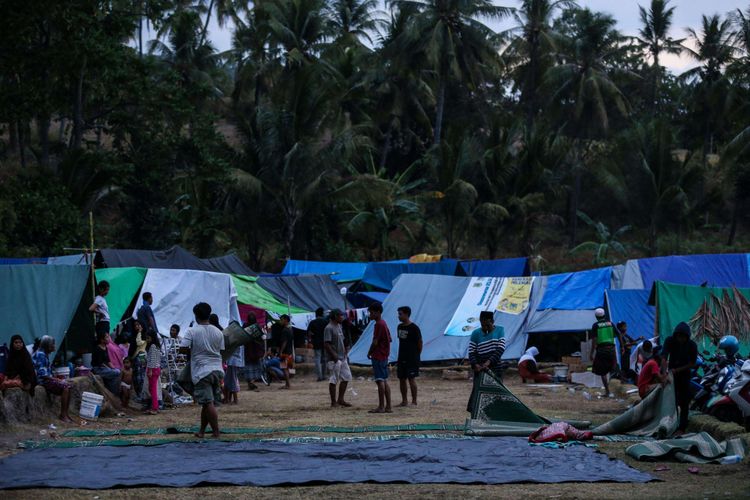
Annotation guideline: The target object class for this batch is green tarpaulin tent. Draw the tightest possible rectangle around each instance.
[655,281,750,354]
[0,265,91,356]
[231,275,308,315]
[95,267,147,324]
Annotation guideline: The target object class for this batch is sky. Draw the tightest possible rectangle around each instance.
[162,0,745,73]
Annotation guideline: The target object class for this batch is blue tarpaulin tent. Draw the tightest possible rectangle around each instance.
[349,274,543,363]
[361,260,460,291]
[282,260,370,283]
[605,289,655,340]
[0,257,48,265]
[618,254,750,290]
[0,265,91,355]
[458,258,529,278]
[537,267,612,310]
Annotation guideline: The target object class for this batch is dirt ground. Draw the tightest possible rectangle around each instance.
[2,367,749,499]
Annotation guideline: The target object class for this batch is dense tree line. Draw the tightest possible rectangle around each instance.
[1,0,749,272]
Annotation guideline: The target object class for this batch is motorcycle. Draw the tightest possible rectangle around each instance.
[691,354,742,412]
[706,359,750,430]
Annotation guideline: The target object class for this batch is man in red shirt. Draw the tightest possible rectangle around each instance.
[367,302,392,413]
[637,349,668,399]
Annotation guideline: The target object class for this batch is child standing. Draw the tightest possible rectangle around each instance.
[145,331,162,415]
[121,357,133,408]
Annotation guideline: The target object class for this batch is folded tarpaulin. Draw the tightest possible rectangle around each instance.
[256,275,350,312]
[349,274,543,363]
[282,260,369,283]
[0,265,90,354]
[605,289,655,341]
[458,257,529,278]
[231,275,308,315]
[0,436,652,488]
[626,431,748,463]
[592,380,678,438]
[95,267,147,324]
[362,260,460,291]
[135,268,240,335]
[96,246,255,275]
[537,267,612,310]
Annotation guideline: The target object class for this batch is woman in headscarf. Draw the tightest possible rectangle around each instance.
[517,347,552,383]
[1,334,37,394]
[32,336,73,422]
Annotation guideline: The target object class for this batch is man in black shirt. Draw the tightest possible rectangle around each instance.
[396,306,422,406]
[661,321,698,435]
[307,308,329,381]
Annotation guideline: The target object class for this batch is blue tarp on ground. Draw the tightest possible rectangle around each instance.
[537,267,612,311]
[0,437,651,488]
[458,258,529,278]
[605,289,656,340]
[636,253,750,290]
[0,265,90,353]
[349,274,543,363]
[362,260,460,291]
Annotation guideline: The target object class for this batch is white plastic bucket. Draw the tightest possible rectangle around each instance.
[553,365,569,379]
[80,392,103,419]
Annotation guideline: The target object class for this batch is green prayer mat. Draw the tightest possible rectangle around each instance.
[20,433,474,450]
[62,423,465,438]
[626,431,748,464]
[592,379,677,438]
[467,370,548,424]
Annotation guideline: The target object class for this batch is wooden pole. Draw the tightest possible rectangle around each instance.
[89,212,96,323]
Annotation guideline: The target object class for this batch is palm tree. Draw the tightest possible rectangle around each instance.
[264,0,330,66]
[501,0,578,130]
[570,211,630,264]
[721,124,750,245]
[544,8,634,246]
[388,0,511,145]
[325,0,384,46]
[636,0,683,107]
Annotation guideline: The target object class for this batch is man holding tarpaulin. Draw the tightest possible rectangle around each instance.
[466,311,506,411]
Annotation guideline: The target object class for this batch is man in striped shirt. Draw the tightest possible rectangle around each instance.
[468,311,506,375]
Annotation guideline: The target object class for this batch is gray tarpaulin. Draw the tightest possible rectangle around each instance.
[96,246,256,276]
[0,437,651,489]
[257,274,351,311]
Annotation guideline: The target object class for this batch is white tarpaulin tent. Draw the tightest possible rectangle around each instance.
[136,269,241,335]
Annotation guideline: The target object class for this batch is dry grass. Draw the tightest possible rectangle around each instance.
[2,369,750,499]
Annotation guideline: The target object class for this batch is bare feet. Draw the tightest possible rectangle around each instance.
[369,408,385,413]
[194,432,205,438]
[338,401,352,407]
[211,431,220,438]
[411,401,418,406]
[279,385,290,390]
[397,401,409,407]
[59,416,74,423]
[385,408,393,413]
[331,402,339,408]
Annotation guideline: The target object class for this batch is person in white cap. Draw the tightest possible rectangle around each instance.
[589,308,624,397]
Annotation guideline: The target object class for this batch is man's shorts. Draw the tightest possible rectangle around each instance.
[327,359,352,385]
[279,353,294,370]
[372,359,389,381]
[41,377,70,396]
[194,370,224,405]
[592,344,617,376]
[397,361,420,380]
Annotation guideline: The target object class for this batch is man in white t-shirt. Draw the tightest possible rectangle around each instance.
[89,281,111,335]
[180,302,225,438]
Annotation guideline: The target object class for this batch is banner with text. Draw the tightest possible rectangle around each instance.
[444,277,507,336]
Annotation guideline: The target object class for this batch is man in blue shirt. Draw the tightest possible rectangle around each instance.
[137,292,158,335]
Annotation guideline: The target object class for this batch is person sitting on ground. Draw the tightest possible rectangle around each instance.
[115,332,130,361]
[32,336,73,422]
[517,347,552,383]
[272,315,294,390]
[637,349,668,399]
[180,302,225,438]
[1,334,37,394]
[145,331,162,415]
[367,302,392,414]
[265,349,286,381]
[396,306,422,406]
[589,308,624,398]
[92,331,121,395]
[121,356,133,408]
[242,313,265,391]
[325,309,352,408]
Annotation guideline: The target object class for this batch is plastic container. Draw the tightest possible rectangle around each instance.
[553,365,569,380]
[80,392,104,420]
[720,455,742,465]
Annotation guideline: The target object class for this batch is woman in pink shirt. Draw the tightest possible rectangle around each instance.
[106,333,125,370]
